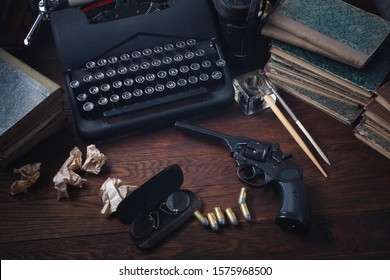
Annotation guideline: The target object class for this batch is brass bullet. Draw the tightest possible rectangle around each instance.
[207,212,219,231]
[225,208,238,226]
[214,207,225,225]
[238,187,247,204]
[240,202,251,221]
[193,210,209,227]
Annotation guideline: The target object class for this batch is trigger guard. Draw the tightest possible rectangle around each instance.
[237,166,270,189]
[237,165,257,180]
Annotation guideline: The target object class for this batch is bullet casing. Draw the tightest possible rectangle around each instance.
[240,202,251,221]
[214,207,225,225]
[193,210,209,227]
[207,212,219,231]
[238,187,247,204]
[225,208,238,225]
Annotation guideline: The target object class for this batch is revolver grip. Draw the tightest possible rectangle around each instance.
[275,174,311,234]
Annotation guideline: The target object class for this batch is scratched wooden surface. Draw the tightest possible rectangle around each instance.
[0,0,389,260]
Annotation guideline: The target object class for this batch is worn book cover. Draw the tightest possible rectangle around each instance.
[375,80,390,110]
[364,99,390,131]
[354,123,390,159]
[262,0,390,68]
[267,77,364,125]
[0,48,64,164]
[266,57,370,106]
[270,40,390,95]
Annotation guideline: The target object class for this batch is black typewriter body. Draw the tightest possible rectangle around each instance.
[50,0,234,139]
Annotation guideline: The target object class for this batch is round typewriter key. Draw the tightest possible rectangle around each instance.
[188,76,198,84]
[179,65,189,73]
[130,213,155,239]
[146,73,156,82]
[174,54,184,62]
[153,46,163,53]
[133,89,143,97]
[112,81,122,89]
[140,62,150,70]
[106,69,116,77]
[98,97,108,105]
[131,51,141,58]
[201,60,211,68]
[166,81,176,89]
[190,63,200,71]
[109,94,120,102]
[142,49,152,56]
[97,58,107,66]
[195,49,205,56]
[155,84,165,92]
[83,102,94,111]
[108,56,118,64]
[199,73,209,82]
[89,86,99,94]
[120,53,130,61]
[95,72,104,80]
[164,44,174,51]
[151,59,161,67]
[168,68,178,76]
[176,41,186,48]
[85,61,96,69]
[211,71,223,80]
[77,93,87,101]
[145,87,154,95]
[101,84,110,92]
[184,52,194,59]
[186,38,196,46]
[165,191,190,214]
[122,91,132,100]
[69,80,80,88]
[124,78,134,86]
[83,75,93,83]
[118,67,127,75]
[157,71,167,79]
[216,59,226,67]
[135,76,145,84]
[177,78,187,86]
[129,64,139,72]
[162,57,172,64]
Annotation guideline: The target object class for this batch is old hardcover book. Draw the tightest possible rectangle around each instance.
[262,0,390,68]
[364,100,390,131]
[375,80,390,110]
[0,48,64,165]
[354,123,390,159]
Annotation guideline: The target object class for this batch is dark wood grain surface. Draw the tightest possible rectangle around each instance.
[1,0,389,260]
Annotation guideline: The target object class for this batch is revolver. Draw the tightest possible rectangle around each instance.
[175,121,311,234]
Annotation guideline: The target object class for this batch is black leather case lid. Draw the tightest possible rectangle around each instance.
[116,164,183,224]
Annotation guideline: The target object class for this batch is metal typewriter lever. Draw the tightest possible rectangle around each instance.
[24,0,51,46]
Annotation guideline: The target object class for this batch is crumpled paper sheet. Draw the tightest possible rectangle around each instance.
[10,163,41,195]
[53,147,87,200]
[99,177,138,217]
[81,144,107,174]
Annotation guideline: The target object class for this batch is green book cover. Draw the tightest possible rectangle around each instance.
[265,0,390,68]
[271,39,390,92]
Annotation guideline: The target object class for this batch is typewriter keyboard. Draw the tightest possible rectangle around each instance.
[67,38,228,120]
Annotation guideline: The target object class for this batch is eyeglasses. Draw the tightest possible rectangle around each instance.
[130,191,190,239]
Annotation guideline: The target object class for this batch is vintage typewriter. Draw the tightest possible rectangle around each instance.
[47,0,234,139]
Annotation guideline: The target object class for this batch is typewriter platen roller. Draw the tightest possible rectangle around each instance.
[50,0,234,139]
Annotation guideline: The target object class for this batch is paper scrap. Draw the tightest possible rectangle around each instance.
[81,144,107,174]
[99,177,138,217]
[53,146,86,200]
[10,163,41,195]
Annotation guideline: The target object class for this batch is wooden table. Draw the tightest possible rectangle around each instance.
[1,1,389,260]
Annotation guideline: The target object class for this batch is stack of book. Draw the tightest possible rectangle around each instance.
[262,0,390,125]
[260,0,390,158]
[0,48,66,166]
[354,81,390,159]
